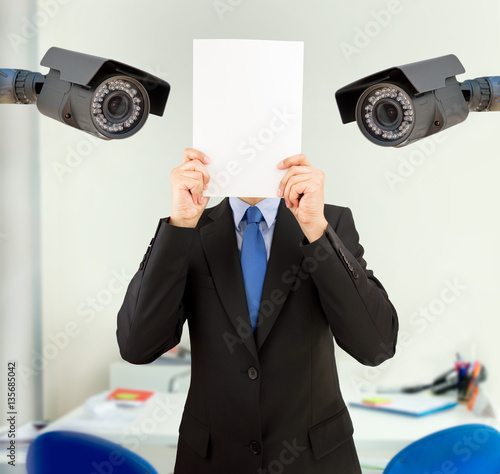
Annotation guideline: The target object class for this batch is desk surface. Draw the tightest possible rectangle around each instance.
[349,398,482,459]
[39,389,492,461]
[21,389,495,474]
[40,391,186,446]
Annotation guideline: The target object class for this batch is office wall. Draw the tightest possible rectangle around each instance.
[3,0,499,421]
[0,0,42,425]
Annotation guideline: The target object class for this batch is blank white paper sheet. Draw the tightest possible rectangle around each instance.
[193,39,304,197]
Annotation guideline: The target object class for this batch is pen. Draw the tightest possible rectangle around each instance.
[463,361,482,402]
[376,384,432,394]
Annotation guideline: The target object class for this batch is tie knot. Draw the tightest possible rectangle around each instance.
[245,206,264,225]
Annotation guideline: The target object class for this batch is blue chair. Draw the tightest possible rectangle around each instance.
[26,430,158,474]
[384,424,500,473]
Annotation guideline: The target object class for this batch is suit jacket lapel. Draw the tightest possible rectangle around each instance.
[254,200,305,351]
[200,199,258,361]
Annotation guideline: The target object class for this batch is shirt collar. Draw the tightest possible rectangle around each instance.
[229,197,281,230]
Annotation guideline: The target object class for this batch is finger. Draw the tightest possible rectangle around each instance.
[183,148,211,165]
[283,174,311,207]
[179,159,211,189]
[176,171,206,204]
[277,153,311,170]
[172,164,207,204]
[198,195,211,209]
[289,171,325,208]
[288,182,308,209]
[277,166,312,197]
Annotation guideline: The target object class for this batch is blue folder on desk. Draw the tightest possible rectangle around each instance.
[349,394,458,417]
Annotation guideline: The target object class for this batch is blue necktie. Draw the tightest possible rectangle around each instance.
[240,206,267,332]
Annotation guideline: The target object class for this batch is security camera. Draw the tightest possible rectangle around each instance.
[335,54,500,147]
[0,47,170,139]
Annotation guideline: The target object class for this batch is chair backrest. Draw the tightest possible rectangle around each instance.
[384,424,500,473]
[26,430,159,474]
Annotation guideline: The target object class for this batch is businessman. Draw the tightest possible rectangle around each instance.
[116,148,399,473]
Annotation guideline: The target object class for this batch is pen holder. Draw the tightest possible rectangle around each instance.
[457,362,486,405]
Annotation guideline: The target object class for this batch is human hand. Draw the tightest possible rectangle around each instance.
[169,148,211,228]
[277,154,328,242]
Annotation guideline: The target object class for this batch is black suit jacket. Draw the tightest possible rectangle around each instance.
[116,198,398,473]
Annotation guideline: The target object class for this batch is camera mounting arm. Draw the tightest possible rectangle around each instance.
[461,76,500,111]
[0,68,45,104]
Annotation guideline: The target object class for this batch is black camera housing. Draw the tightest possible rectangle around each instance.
[335,54,469,147]
[36,47,170,139]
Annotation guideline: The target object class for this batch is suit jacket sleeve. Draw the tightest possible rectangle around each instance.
[300,206,398,366]
[116,218,195,364]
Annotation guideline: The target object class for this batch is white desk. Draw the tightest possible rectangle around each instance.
[350,399,485,469]
[31,389,495,474]
[7,360,497,474]
[0,391,187,474]
[109,359,191,394]
[39,391,186,474]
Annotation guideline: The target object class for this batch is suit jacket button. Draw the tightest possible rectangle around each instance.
[250,441,261,454]
[352,270,359,279]
[248,367,259,380]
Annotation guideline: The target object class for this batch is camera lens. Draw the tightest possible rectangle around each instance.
[103,91,132,122]
[374,99,402,129]
[356,83,414,146]
[91,76,150,139]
